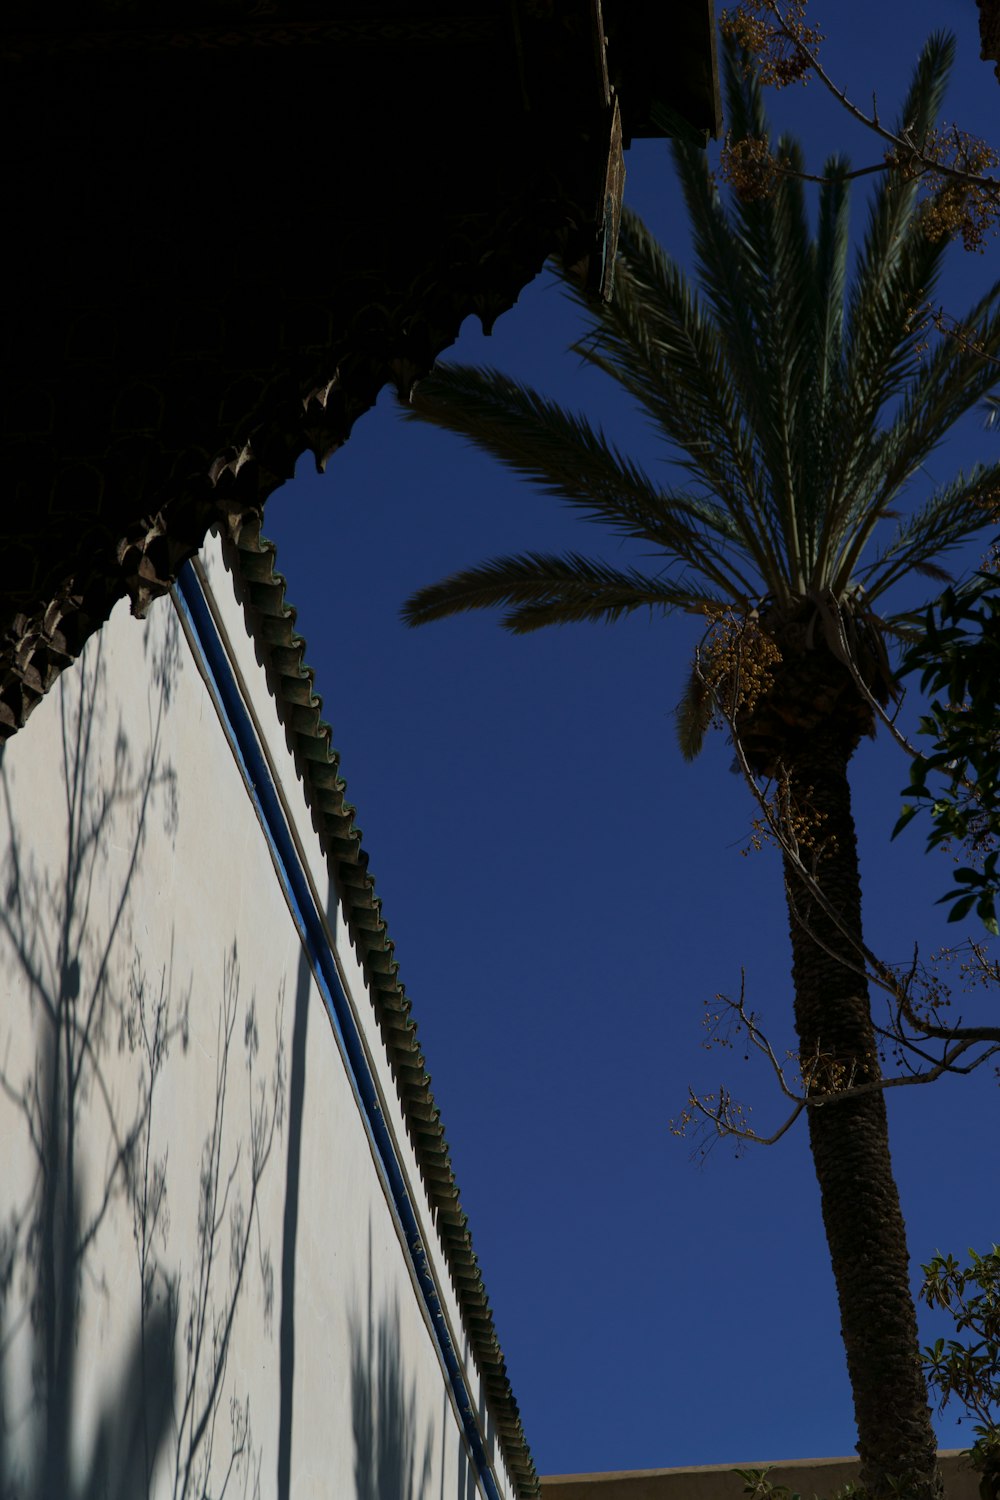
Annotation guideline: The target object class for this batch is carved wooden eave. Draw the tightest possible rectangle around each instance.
[0,1,720,740]
[980,0,1000,80]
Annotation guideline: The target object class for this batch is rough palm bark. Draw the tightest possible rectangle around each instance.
[737,627,941,1498]
[780,725,941,1498]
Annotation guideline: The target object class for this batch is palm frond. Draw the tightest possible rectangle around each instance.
[669,78,780,498]
[755,132,817,588]
[811,158,851,399]
[567,210,781,590]
[827,283,1000,592]
[406,363,660,532]
[879,612,935,644]
[841,31,956,436]
[675,663,716,762]
[796,157,851,567]
[671,41,843,591]
[908,559,954,583]
[820,36,956,555]
[571,210,754,489]
[407,362,762,599]
[858,463,1000,601]
[400,25,995,745]
[401,552,728,634]
[863,278,1000,492]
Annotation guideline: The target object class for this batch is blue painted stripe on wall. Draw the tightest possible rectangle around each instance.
[173,561,504,1500]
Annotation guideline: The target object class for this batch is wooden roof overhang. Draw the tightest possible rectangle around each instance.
[980,0,1000,80]
[0,1,720,739]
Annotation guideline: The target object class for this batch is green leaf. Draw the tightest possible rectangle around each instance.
[976,896,999,937]
[947,892,978,923]
[891,804,920,839]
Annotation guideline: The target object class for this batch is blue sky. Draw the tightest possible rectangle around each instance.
[265,1,1000,1479]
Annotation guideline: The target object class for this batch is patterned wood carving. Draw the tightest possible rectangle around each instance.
[0,2,718,742]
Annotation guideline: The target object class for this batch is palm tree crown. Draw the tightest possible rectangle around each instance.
[399,33,1000,1499]
[403,34,1000,769]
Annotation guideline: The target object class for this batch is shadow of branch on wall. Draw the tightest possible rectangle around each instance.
[0,624,181,1500]
[167,943,285,1500]
[276,942,312,1500]
[0,1025,177,1500]
[0,607,285,1499]
[351,1234,433,1500]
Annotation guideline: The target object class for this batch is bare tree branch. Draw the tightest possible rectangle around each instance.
[721,1,1000,250]
[672,632,1000,1158]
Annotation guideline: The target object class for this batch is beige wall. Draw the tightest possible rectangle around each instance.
[542,1452,979,1500]
[0,536,512,1500]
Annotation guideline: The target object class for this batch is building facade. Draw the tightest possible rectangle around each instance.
[0,527,533,1499]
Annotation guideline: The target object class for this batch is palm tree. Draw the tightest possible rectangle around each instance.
[398,33,1000,1499]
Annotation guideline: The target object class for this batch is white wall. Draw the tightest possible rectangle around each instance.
[0,535,515,1500]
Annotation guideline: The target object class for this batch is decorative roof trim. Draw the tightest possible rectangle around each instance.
[221,518,539,1498]
[1,17,504,64]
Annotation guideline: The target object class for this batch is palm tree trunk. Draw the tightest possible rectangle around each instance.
[782,734,941,1500]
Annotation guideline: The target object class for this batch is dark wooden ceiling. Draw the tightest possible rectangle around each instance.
[0,2,720,738]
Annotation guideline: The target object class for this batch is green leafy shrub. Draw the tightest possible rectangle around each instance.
[921,1246,1000,1499]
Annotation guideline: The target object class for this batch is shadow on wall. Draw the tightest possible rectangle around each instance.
[349,1239,487,1500]
[277,939,315,1500]
[0,606,285,1498]
[0,1022,176,1500]
[351,1232,433,1500]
